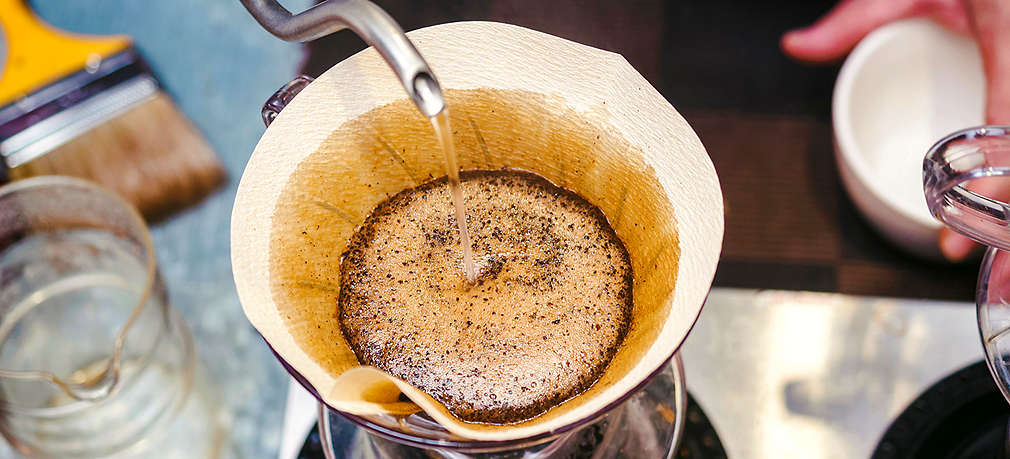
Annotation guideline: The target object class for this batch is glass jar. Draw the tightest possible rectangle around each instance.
[0,176,194,457]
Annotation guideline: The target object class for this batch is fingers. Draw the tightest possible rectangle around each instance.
[990,76,1010,124]
[938,176,1010,261]
[927,0,973,34]
[782,0,969,63]
[963,0,1010,124]
[938,1,1010,262]
[782,0,921,62]
[938,228,978,261]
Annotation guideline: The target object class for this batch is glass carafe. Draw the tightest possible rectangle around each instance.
[0,177,221,458]
[923,125,1010,403]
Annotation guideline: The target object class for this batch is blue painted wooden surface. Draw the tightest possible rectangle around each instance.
[25,1,312,457]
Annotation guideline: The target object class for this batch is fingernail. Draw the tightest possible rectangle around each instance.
[940,234,975,262]
[782,30,802,46]
[782,29,813,55]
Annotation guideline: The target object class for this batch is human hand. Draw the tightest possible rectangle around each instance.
[782,0,1010,261]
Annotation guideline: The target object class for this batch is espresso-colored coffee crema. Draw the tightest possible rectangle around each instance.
[339,169,633,424]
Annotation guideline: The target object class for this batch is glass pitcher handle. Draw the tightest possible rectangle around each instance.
[924,125,1010,251]
[262,75,314,127]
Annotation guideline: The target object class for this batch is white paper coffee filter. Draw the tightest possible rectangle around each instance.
[232,21,722,441]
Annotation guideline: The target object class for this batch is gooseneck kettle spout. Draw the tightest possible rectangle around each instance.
[239,0,446,118]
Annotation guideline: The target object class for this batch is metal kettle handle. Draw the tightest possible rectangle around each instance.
[239,0,445,117]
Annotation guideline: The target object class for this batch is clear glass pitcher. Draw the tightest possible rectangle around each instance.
[923,125,1010,403]
[0,176,195,457]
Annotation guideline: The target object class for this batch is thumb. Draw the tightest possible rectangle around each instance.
[963,0,1010,123]
[935,1,1010,261]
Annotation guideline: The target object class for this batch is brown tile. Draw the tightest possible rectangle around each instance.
[838,261,975,301]
[688,110,840,263]
[714,260,836,292]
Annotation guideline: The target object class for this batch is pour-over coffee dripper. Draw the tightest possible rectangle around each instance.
[258,75,690,457]
[233,17,722,450]
[923,126,1010,403]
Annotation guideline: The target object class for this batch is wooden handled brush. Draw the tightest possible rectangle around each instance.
[0,0,225,220]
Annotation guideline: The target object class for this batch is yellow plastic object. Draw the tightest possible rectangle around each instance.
[0,0,130,105]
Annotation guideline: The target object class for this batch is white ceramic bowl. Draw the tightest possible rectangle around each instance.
[833,18,985,260]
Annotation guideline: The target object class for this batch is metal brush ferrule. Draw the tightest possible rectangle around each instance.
[0,50,159,171]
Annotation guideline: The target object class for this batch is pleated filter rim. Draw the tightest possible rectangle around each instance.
[231,21,723,441]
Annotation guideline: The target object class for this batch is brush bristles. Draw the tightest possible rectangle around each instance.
[8,93,226,220]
